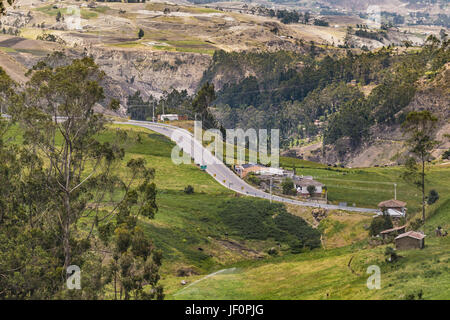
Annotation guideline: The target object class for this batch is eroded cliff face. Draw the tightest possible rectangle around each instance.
[84,47,211,112]
[0,36,212,115]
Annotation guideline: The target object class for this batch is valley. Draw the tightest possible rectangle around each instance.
[0,0,449,302]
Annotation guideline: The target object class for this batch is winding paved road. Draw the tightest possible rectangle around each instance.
[2,114,378,213]
[124,121,379,213]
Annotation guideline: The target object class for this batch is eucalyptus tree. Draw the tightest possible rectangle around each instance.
[0,68,62,299]
[401,111,439,223]
[10,56,161,298]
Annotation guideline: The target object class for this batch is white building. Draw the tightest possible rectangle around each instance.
[254,167,284,176]
[159,114,179,121]
[294,177,324,196]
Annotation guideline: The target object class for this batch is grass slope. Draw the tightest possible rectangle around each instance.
[6,122,448,299]
[165,234,450,300]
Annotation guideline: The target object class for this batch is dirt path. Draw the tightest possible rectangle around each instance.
[0,51,28,83]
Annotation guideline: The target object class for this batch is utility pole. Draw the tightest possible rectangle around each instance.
[270,177,273,203]
[394,183,397,200]
[152,103,155,122]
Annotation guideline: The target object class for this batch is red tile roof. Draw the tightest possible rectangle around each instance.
[294,178,324,187]
[395,231,426,240]
[380,225,406,234]
[378,199,407,208]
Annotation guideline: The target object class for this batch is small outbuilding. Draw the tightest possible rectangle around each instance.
[380,225,406,239]
[395,231,426,250]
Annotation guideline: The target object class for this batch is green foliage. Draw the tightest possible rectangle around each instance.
[281,178,296,195]
[217,199,321,252]
[427,189,439,205]
[1,56,163,299]
[324,98,370,149]
[192,82,219,130]
[404,290,424,300]
[184,185,194,194]
[354,29,386,41]
[138,28,144,39]
[276,9,301,24]
[127,90,151,121]
[273,212,322,251]
[56,10,62,22]
[246,173,261,186]
[369,215,393,236]
[401,110,439,222]
[410,218,423,231]
[314,19,329,27]
[443,148,450,160]
[385,246,398,262]
[107,223,163,300]
[208,43,449,150]
[127,89,192,121]
[307,185,317,197]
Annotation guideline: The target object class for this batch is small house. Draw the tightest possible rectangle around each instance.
[235,164,284,178]
[294,177,324,197]
[380,225,406,239]
[395,231,426,250]
[378,199,407,217]
[158,114,179,121]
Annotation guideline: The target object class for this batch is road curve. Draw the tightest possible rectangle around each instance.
[117,120,379,214]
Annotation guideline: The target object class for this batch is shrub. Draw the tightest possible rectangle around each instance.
[442,148,450,160]
[184,185,194,194]
[138,28,144,39]
[410,218,423,230]
[267,247,279,256]
[404,290,424,300]
[427,189,439,205]
[385,246,398,262]
[282,178,296,195]
[217,199,321,251]
[369,214,393,236]
[307,185,317,197]
[246,173,261,186]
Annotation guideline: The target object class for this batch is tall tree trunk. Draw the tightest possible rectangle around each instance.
[422,159,425,223]
[114,272,117,300]
[63,192,71,272]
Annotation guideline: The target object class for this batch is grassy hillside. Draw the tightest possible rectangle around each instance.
[163,234,450,300]
[106,123,449,300]
[7,121,447,299]
[154,119,450,214]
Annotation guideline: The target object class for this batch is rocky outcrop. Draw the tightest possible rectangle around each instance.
[0,37,211,115]
[84,47,211,106]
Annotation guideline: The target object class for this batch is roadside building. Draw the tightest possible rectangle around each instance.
[378,199,407,217]
[294,177,324,197]
[158,114,179,121]
[395,231,426,250]
[235,163,265,178]
[235,164,286,178]
[380,225,406,239]
[254,167,284,176]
